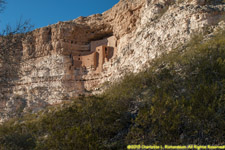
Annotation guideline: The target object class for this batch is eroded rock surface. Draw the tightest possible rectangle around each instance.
[0,0,224,122]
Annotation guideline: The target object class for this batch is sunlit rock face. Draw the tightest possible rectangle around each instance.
[1,0,224,122]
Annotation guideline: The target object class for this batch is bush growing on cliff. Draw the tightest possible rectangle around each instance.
[0,30,224,149]
[125,30,225,145]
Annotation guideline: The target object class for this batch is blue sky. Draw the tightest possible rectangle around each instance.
[0,0,119,31]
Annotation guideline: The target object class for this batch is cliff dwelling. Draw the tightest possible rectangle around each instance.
[59,35,117,94]
[65,35,117,76]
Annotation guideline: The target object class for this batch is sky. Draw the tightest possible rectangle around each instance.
[0,0,119,31]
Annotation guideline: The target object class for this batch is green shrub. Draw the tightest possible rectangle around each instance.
[126,30,225,145]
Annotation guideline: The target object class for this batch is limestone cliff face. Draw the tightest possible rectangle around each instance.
[1,0,224,122]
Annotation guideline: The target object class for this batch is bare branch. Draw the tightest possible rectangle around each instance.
[0,0,6,13]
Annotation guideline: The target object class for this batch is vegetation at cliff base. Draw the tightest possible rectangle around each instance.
[0,30,224,150]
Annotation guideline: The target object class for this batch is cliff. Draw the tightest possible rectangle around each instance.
[0,0,224,122]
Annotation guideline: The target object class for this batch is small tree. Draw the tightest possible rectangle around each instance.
[0,0,33,114]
